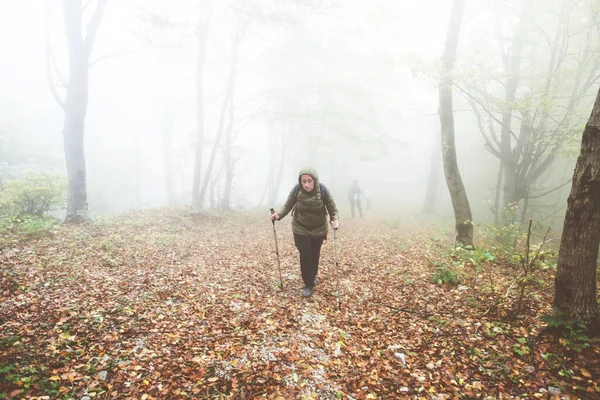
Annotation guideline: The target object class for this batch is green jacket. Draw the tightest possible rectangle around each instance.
[277,167,339,239]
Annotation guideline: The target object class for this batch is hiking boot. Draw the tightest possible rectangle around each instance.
[302,287,313,297]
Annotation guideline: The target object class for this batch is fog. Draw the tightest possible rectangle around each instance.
[1,0,597,230]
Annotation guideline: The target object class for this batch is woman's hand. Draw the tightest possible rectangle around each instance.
[330,219,339,230]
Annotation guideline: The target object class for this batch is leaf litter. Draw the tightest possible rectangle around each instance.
[1,208,599,399]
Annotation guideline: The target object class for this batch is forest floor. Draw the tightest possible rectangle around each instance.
[1,208,599,399]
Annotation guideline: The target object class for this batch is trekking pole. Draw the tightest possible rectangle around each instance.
[270,208,284,290]
[333,228,341,310]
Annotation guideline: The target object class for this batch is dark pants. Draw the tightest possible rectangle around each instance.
[293,233,324,288]
[350,199,363,218]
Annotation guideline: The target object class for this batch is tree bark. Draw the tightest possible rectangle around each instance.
[439,0,473,247]
[191,0,213,211]
[62,0,107,223]
[553,87,600,331]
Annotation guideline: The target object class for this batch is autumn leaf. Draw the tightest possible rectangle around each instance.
[580,368,592,378]
[0,209,597,399]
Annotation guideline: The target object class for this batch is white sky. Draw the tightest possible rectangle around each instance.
[0,0,485,214]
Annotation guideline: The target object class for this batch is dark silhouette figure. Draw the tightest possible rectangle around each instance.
[347,180,363,218]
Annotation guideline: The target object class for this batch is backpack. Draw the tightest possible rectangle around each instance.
[291,183,329,217]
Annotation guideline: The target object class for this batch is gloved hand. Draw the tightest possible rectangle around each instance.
[330,219,339,230]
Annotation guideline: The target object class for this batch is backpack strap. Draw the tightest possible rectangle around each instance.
[292,183,329,217]
[320,183,328,200]
[294,183,328,200]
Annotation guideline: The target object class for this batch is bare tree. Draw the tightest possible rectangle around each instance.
[133,130,141,208]
[260,124,287,207]
[460,0,600,224]
[191,0,214,211]
[46,0,108,223]
[220,110,242,209]
[220,18,250,209]
[161,108,175,205]
[553,87,600,332]
[127,15,186,206]
[439,0,473,246]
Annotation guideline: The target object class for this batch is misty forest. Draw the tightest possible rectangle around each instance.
[1,0,600,398]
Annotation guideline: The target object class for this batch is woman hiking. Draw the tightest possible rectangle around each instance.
[269,167,339,297]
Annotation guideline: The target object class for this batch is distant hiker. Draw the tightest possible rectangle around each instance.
[347,179,363,218]
[269,167,339,297]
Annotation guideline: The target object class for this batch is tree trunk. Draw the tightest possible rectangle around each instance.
[199,70,234,207]
[191,0,213,211]
[209,162,225,209]
[439,0,473,247]
[553,87,600,331]
[273,130,286,204]
[422,134,441,214]
[519,188,530,227]
[201,20,244,208]
[494,160,503,226]
[220,74,237,209]
[133,129,141,208]
[220,19,249,209]
[271,126,287,206]
[498,2,530,221]
[161,108,175,205]
[62,0,107,223]
[63,92,88,223]
[220,137,235,209]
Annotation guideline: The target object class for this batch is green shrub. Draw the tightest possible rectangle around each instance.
[481,201,527,252]
[17,215,58,235]
[0,171,66,217]
[0,214,58,241]
[430,264,464,285]
[451,246,497,269]
[542,308,592,353]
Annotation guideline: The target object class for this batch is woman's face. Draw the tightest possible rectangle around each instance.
[300,174,315,192]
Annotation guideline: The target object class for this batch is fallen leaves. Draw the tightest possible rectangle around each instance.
[0,209,598,398]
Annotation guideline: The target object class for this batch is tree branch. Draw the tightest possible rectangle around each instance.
[466,97,502,158]
[455,84,521,144]
[83,0,108,60]
[529,179,571,199]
